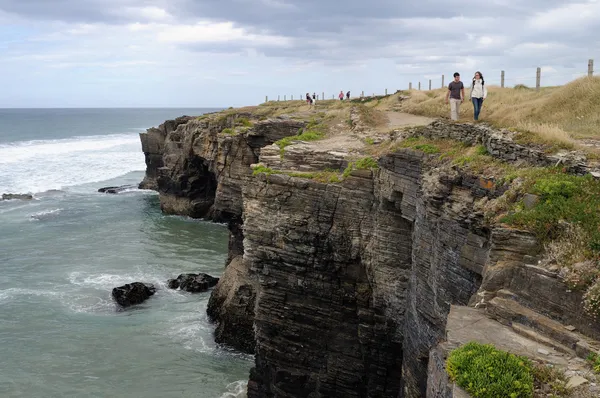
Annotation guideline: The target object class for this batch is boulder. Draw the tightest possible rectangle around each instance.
[112,282,156,307]
[167,273,219,293]
[98,184,136,194]
[2,193,33,201]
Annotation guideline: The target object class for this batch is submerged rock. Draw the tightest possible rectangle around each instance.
[111,282,156,307]
[167,273,219,293]
[2,193,33,201]
[98,184,136,194]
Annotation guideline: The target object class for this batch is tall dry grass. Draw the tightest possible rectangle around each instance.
[393,76,600,146]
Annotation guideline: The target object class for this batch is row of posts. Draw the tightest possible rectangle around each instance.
[408,59,595,92]
[266,59,595,101]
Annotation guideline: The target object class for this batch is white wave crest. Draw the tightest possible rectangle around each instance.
[220,381,248,398]
[0,133,145,194]
[30,208,63,221]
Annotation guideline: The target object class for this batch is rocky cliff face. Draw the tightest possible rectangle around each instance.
[140,111,600,397]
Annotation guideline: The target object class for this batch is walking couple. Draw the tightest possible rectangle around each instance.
[445,71,487,121]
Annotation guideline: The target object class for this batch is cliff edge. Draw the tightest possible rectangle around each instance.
[139,97,600,397]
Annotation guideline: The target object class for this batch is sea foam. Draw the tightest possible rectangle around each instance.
[0,133,145,194]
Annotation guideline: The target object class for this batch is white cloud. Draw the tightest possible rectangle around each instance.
[155,21,291,46]
[529,1,600,31]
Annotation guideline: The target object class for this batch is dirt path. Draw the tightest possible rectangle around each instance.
[385,112,434,129]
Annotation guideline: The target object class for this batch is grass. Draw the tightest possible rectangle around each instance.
[394,76,600,145]
[252,165,343,183]
[446,342,534,398]
[356,104,389,127]
[275,118,328,157]
[586,352,600,373]
[343,156,379,178]
[500,170,600,253]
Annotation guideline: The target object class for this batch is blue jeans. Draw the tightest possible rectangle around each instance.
[472,97,483,120]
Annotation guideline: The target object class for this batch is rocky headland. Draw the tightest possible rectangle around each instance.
[139,98,600,397]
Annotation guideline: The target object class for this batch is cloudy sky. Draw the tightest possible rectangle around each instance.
[1,0,598,107]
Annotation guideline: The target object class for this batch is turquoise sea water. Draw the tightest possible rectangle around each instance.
[0,109,251,397]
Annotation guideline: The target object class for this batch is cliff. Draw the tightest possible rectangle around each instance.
[139,101,600,397]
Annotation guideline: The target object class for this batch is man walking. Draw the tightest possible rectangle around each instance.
[445,72,464,121]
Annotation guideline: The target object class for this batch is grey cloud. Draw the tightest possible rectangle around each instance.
[0,0,594,72]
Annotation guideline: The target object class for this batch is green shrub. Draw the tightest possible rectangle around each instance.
[355,156,379,170]
[413,143,440,154]
[586,352,600,373]
[364,137,375,145]
[221,128,235,135]
[446,342,534,398]
[476,145,489,155]
[252,165,274,176]
[236,117,253,127]
[501,171,600,252]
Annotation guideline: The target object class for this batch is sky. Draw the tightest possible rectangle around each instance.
[0,0,599,108]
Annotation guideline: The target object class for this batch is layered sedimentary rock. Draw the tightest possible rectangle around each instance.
[140,113,600,398]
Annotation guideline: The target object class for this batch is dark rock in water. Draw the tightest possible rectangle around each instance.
[98,184,136,194]
[112,282,156,307]
[2,193,33,201]
[167,273,219,293]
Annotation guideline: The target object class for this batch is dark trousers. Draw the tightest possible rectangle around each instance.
[472,97,483,120]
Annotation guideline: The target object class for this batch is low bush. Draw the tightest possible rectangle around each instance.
[446,342,534,398]
[501,170,600,253]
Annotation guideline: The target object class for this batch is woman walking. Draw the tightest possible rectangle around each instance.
[470,71,487,121]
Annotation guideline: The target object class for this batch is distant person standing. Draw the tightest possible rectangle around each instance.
[339,91,344,101]
[445,72,464,121]
[312,93,317,104]
[470,71,487,121]
[346,91,350,100]
[306,92,313,107]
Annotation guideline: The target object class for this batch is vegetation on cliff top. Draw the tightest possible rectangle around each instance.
[394,76,600,147]
[447,342,573,398]
[447,342,534,398]
[275,118,328,158]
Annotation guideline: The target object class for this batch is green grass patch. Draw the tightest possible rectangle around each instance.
[587,352,600,373]
[275,119,328,157]
[364,137,375,145]
[501,169,600,253]
[221,128,235,135]
[343,156,379,178]
[355,156,379,170]
[252,165,275,176]
[236,117,253,127]
[446,342,534,398]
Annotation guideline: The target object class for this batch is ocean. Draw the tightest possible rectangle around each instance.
[0,108,251,397]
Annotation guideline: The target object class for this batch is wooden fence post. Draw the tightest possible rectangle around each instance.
[277,95,280,101]
[536,67,541,90]
[429,80,432,90]
[442,75,445,88]
[418,82,421,90]
[265,96,268,102]
[284,95,286,101]
[332,94,334,99]
[501,71,505,88]
[589,59,594,77]
[361,91,364,97]
[409,82,412,90]
[385,88,388,95]
[322,92,324,100]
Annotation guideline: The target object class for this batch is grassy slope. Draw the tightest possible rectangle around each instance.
[391,76,600,144]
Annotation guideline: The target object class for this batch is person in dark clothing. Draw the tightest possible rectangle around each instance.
[445,72,464,121]
[346,91,350,100]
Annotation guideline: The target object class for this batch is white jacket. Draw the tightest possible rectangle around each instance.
[470,79,487,99]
